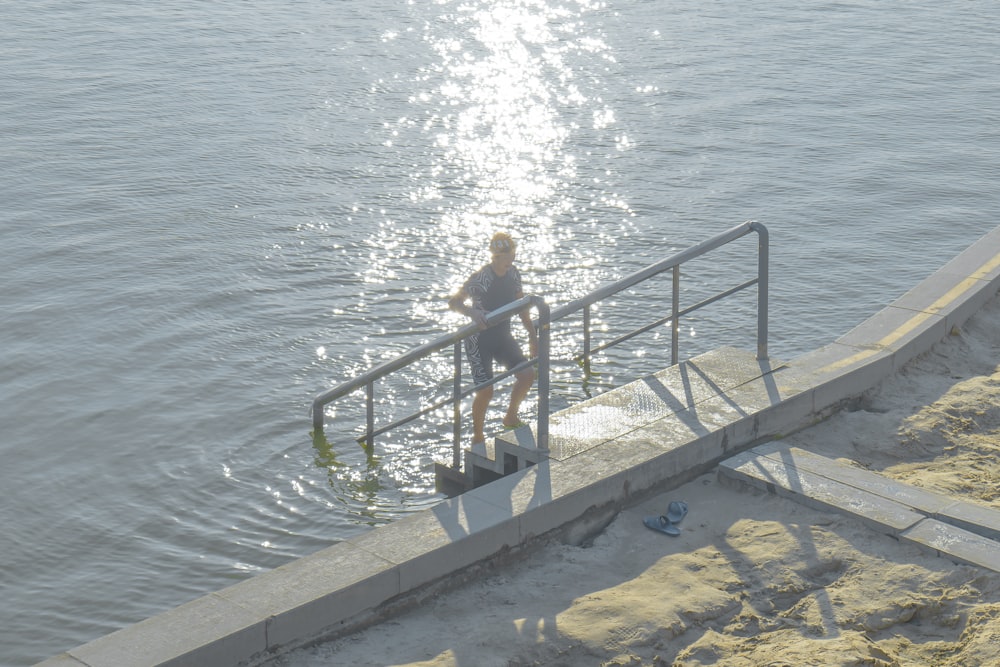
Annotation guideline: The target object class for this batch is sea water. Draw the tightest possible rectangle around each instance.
[2,0,998,663]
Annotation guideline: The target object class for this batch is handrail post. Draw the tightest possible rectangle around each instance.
[671,264,680,366]
[364,381,375,452]
[753,222,769,360]
[312,403,323,432]
[533,296,551,451]
[452,341,462,468]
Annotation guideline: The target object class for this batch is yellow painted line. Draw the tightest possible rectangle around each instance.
[818,251,1000,373]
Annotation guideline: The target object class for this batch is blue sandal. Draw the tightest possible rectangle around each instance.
[643,514,680,536]
[667,500,688,524]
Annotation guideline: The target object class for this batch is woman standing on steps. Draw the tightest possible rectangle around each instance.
[448,232,538,446]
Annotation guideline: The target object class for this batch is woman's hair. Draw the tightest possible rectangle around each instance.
[489,232,516,254]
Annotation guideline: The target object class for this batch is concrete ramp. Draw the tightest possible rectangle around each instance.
[719,443,1000,572]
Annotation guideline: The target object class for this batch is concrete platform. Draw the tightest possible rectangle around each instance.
[719,444,1000,573]
[468,346,789,483]
[37,225,1000,666]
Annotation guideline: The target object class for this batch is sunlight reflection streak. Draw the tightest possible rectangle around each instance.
[339,0,636,491]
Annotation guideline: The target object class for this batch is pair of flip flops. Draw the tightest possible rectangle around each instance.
[642,500,688,537]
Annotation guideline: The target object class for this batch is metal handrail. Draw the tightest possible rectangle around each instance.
[575,277,758,363]
[553,220,768,365]
[312,295,552,460]
[311,220,767,472]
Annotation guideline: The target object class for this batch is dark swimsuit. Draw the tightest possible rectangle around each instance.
[463,264,528,386]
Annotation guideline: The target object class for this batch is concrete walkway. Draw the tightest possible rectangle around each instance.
[719,443,1000,572]
[38,224,1000,667]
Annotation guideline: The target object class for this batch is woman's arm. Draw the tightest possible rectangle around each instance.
[449,287,488,329]
[516,290,538,354]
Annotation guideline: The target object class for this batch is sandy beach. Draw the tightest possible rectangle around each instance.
[280,295,1000,667]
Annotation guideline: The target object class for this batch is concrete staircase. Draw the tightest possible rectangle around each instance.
[438,344,784,493]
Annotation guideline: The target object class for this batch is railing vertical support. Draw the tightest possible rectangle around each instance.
[754,222,769,361]
[452,341,462,468]
[582,305,591,371]
[533,297,551,451]
[364,381,375,451]
[671,265,680,366]
[312,402,323,432]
